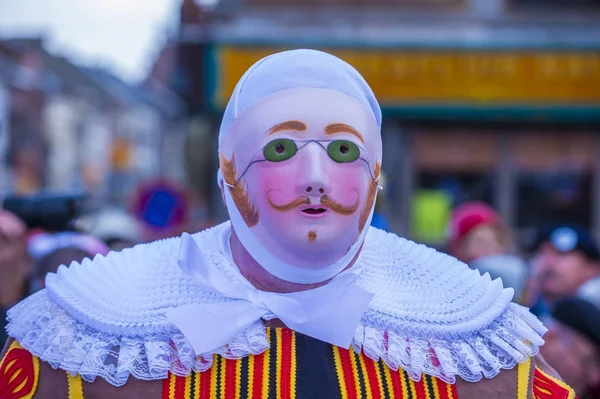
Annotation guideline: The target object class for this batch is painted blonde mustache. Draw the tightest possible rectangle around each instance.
[268,196,311,212]
[268,193,360,215]
[320,195,360,216]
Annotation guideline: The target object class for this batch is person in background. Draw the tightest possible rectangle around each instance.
[0,210,30,349]
[370,169,390,231]
[528,224,600,309]
[28,231,110,293]
[541,297,600,399]
[449,201,528,302]
[86,207,142,251]
[449,201,509,264]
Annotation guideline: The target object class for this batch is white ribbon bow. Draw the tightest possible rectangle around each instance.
[167,233,374,355]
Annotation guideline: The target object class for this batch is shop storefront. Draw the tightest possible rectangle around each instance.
[206,44,600,249]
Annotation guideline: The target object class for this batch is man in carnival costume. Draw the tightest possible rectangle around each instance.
[1,50,575,398]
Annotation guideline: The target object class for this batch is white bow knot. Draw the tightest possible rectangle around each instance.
[166,233,373,355]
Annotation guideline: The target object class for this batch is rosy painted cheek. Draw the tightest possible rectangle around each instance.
[247,163,302,205]
[327,166,369,204]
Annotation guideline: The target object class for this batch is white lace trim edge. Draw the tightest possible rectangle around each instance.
[6,291,546,387]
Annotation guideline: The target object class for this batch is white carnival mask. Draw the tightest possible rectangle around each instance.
[218,50,382,284]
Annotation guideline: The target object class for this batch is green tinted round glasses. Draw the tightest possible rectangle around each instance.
[263,139,360,164]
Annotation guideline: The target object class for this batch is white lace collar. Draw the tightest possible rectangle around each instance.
[6,222,545,387]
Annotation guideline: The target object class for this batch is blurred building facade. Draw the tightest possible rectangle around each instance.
[174,0,600,246]
[0,38,187,211]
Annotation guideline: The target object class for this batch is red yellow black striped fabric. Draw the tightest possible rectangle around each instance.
[161,328,459,399]
[532,367,576,399]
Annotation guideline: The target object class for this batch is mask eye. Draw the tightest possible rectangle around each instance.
[327,140,360,163]
[263,139,298,162]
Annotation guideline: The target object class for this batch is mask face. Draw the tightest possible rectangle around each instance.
[219,87,382,269]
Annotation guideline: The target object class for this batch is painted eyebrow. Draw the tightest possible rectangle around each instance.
[268,120,307,135]
[324,123,365,143]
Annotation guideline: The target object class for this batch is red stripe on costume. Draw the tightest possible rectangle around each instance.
[338,349,359,399]
[414,377,428,399]
[174,375,187,399]
[252,353,265,399]
[389,369,404,398]
[280,329,293,398]
[161,373,171,399]
[435,377,450,399]
[199,367,213,399]
[363,356,383,399]
[533,368,573,399]
[224,359,237,399]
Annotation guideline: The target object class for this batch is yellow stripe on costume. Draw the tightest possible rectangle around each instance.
[169,372,176,399]
[247,354,255,399]
[517,357,532,399]
[275,328,283,399]
[373,358,385,397]
[399,368,410,398]
[219,355,228,396]
[235,356,242,399]
[263,328,271,398]
[430,375,441,399]
[290,331,297,399]
[349,349,362,397]
[446,381,455,399]
[67,373,84,399]
[195,369,202,399]
[184,369,192,396]
[332,347,349,399]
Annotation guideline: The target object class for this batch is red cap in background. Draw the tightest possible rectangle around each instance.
[449,201,501,255]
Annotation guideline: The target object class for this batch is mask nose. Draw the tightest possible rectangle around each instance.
[296,144,329,198]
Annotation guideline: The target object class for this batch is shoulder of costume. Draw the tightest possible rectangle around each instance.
[354,226,547,384]
[5,222,266,387]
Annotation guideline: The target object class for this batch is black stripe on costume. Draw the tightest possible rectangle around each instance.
[215,357,222,399]
[268,330,277,399]
[353,350,367,399]
[425,375,436,398]
[239,355,249,399]
[189,370,196,398]
[404,370,414,399]
[295,332,341,399]
[377,360,392,398]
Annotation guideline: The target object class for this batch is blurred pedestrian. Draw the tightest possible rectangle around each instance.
[28,231,110,292]
[0,210,30,348]
[449,201,509,264]
[541,297,600,399]
[528,224,600,310]
[87,207,142,251]
[449,201,528,301]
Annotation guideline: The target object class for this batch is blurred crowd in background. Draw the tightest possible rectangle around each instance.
[2,0,600,397]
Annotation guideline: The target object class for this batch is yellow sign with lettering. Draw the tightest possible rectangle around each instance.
[213,46,600,107]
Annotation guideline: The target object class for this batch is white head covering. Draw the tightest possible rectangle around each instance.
[217,49,382,284]
[218,49,381,150]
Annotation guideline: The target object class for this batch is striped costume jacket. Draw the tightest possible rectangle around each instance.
[1,329,575,399]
